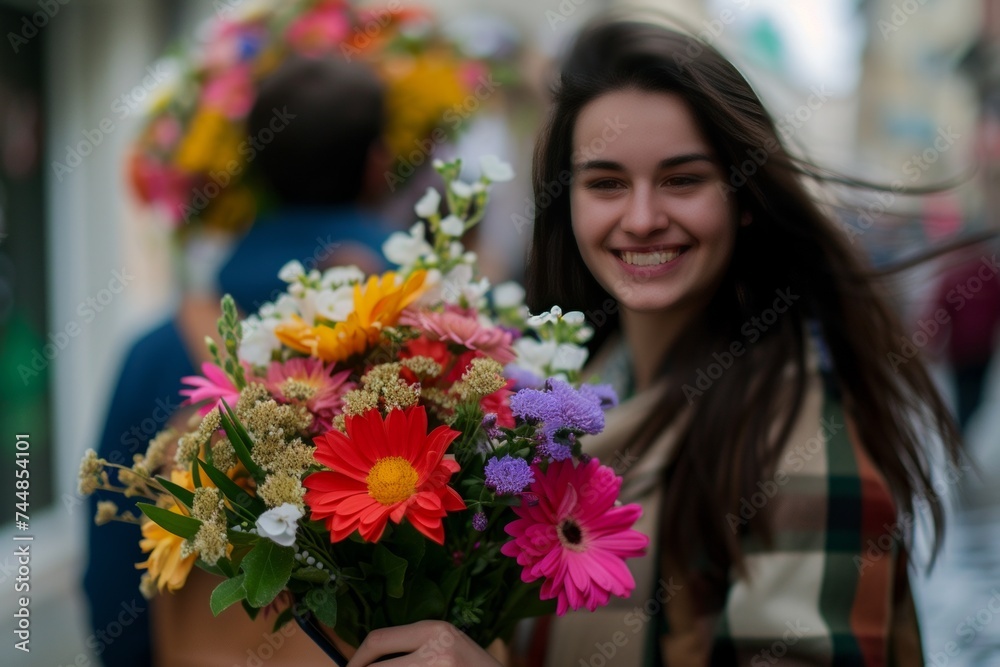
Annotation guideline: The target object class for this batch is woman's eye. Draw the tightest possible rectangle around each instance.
[586,179,624,190]
[663,175,702,187]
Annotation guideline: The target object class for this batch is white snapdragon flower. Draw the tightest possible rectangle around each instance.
[314,284,356,322]
[440,215,465,237]
[278,260,306,283]
[255,503,303,547]
[480,155,514,182]
[492,281,525,309]
[383,222,433,269]
[414,187,442,219]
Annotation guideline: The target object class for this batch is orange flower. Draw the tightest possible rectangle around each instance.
[135,471,198,593]
[304,406,465,544]
[275,270,426,363]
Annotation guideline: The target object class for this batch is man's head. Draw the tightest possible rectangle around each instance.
[248,55,387,206]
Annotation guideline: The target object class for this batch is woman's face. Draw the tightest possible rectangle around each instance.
[570,89,742,318]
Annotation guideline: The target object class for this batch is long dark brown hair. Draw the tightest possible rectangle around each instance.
[525,19,965,577]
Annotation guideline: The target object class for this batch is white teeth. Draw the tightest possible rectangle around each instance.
[619,249,682,266]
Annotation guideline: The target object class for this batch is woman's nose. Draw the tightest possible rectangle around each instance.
[619,185,667,236]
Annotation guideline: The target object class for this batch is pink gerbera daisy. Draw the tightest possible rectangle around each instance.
[402,307,515,364]
[180,362,241,416]
[266,357,353,432]
[500,458,648,615]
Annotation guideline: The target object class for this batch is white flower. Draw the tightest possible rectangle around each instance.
[492,281,525,309]
[513,337,558,377]
[561,311,585,326]
[383,222,433,268]
[440,215,465,237]
[314,285,355,321]
[278,260,305,283]
[551,343,589,372]
[239,316,282,366]
[321,265,365,288]
[433,159,445,169]
[255,503,303,547]
[273,293,300,319]
[414,187,442,219]
[450,180,473,198]
[480,155,514,182]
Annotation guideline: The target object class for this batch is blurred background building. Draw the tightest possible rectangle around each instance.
[0,0,997,664]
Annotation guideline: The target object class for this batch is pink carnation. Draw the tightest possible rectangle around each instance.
[266,357,353,432]
[500,458,648,615]
[402,308,515,364]
[180,362,242,416]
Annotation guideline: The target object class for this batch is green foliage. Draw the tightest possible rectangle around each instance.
[240,539,295,608]
[136,503,200,540]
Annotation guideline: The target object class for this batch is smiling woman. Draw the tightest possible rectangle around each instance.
[522,18,965,666]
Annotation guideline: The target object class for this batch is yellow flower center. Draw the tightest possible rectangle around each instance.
[366,457,419,506]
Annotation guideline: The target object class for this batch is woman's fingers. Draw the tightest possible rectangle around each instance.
[345,621,501,667]
[346,621,451,666]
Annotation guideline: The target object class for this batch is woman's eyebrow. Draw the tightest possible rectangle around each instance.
[573,153,715,173]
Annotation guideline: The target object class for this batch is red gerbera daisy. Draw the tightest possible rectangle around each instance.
[304,406,466,544]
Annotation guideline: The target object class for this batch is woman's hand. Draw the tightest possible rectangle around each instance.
[345,620,503,667]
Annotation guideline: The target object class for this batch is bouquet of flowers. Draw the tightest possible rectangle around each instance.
[81,157,648,658]
[128,0,505,237]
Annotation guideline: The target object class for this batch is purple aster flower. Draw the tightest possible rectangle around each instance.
[472,512,488,532]
[484,455,535,495]
[503,364,544,390]
[579,383,618,409]
[537,440,572,462]
[481,413,502,439]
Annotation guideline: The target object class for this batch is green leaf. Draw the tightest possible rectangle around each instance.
[388,578,444,626]
[272,607,294,633]
[155,476,195,508]
[240,539,295,608]
[241,599,260,621]
[227,530,259,546]
[197,458,265,514]
[373,545,408,599]
[210,575,246,616]
[137,503,200,540]
[305,587,338,627]
[191,456,203,488]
